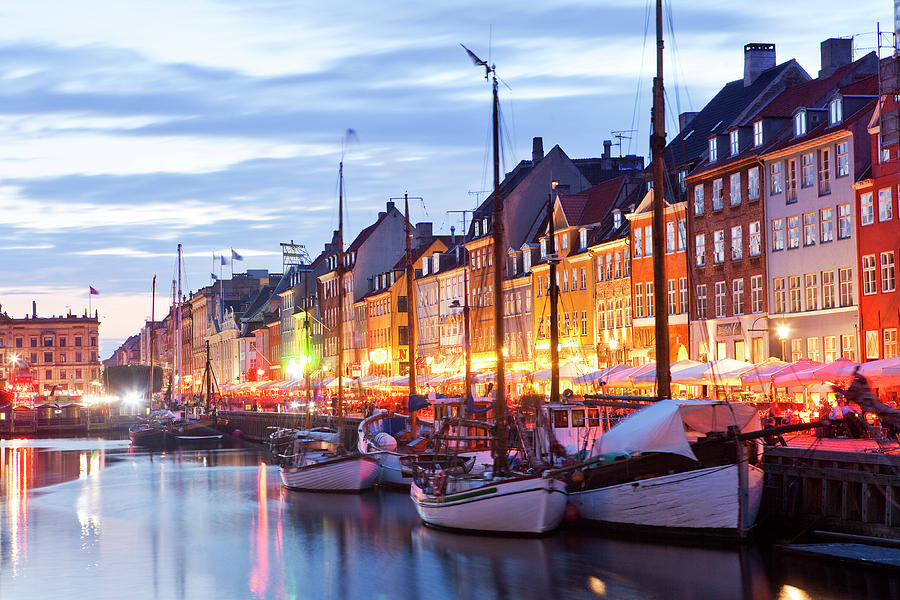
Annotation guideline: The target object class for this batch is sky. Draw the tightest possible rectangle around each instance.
[0,0,893,360]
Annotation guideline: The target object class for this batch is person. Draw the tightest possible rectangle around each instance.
[763,414,787,447]
[782,406,794,426]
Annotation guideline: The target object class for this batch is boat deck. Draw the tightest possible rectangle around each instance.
[781,434,900,454]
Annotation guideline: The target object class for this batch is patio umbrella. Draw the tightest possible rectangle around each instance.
[672,358,754,386]
[605,363,654,388]
[631,359,702,387]
[571,364,632,385]
[770,359,825,388]
[859,356,900,387]
[530,361,596,382]
[740,358,789,389]
[323,377,355,389]
[811,358,859,386]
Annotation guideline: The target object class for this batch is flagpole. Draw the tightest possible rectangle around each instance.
[230,248,234,279]
[88,288,91,316]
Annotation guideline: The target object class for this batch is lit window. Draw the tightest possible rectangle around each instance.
[879,188,893,222]
[730,173,741,206]
[730,129,739,155]
[829,97,843,125]
[712,178,724,210]
[749,221,761,256]
[801,153,815,188]
[731,225,742,260]
[772,218,785,251]
[860,192,874,226]
[863,254,877,295]
[882,251,896,293]
[709,137,717,162]
[794,110,807,136]
[694,185,705,215]
[713,230,725,264]
[836,141,850,177]
[695,234,706,266]
[748,167,759,200]
[753,121,763,146]
[820,208,833,243]
[770,161,783,194]
[838,203,852,239]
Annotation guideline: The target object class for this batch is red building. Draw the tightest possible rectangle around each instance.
[627,190,690,363]
[854,89,900,362]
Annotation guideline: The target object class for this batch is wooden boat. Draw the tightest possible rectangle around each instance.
[129,409,224,449]
[564,399,764,538]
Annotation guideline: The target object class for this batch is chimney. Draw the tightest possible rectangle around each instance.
[819,38,852,78]
[679,111,698,132]
[532,137,544,162]
[450,225,456,244]
[602,140,612,159]
[32,300,37,318]
[385,200,395,213]
[414,221,433,247]
[744,43,776,86]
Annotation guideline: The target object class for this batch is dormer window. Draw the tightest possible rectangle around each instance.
[579,228,588,249]
[708,137,717,162]
[482,217,489,233]
[613,209,622,229]
[794,110,807,137]
[474,220,481,237]
[523,249,532,273]
[730,129,739,156]
[753,121,763,146]
[560,233,568,250]
[510,253,518,276]
[421,258,429,276]
[540,238,547,258]
[829,96,843,125]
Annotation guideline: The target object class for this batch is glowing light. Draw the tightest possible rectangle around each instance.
[290,401,300,409]
[123,392,142,406]
[369,348,388,364]
[8,353,19,365]
[257,368,265,377]
[608,338,619,350]
[588,576,607,596]
[776,324,790,340]
[778,585,812,600]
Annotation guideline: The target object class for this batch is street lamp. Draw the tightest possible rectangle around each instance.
[746,316,790,361]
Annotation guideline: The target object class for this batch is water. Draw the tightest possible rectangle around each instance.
[0,440,896,600]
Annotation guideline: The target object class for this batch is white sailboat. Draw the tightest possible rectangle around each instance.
[409,47,567,534]
[280,139,378,493]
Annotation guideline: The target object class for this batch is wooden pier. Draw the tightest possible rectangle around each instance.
[763,435,900,540]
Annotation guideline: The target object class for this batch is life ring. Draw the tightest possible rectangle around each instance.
[433,470,448,496]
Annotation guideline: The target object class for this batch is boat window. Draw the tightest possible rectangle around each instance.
[587,408,600,427]
[552,410,569,428]
[571,410,585,427]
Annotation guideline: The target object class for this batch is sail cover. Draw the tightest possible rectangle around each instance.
[595,399,760,461]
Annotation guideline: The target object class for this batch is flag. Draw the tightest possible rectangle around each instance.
[220,256,227,266]
[231,249,243,261]
[460,43,487,67]
[89,286,99,295]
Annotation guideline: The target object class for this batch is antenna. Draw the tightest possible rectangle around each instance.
[611,130,636,157]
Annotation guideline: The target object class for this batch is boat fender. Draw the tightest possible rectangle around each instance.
[433,470,448,496]
[373,432,398,452]
[571,470,585,485]
[564,504,579,521]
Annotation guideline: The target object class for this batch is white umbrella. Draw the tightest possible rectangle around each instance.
[671,359,754,386]
[530,361,596,382]
[632,359,702,386]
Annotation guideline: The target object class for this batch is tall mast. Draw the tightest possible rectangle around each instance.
[651,0,671,399]
[304,271,312,428]
[463,266,472,408]
[337,161,345,441]
[176,243,183,407]
[171,279,176,404]
[490,67,508,474]
[548,184,560,404]
[404,194,418,436]
[149,275,156,410]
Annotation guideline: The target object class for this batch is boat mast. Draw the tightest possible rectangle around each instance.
[337,161,345,444]
[149,275,156,410]
[176,243,183,408]
[463,266,472,410]
[304,270,312,428]
[548,185,560,404]
[651,0,671,400]
[404,193,418,436]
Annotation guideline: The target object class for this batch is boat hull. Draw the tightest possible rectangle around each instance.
[280,454,378,493]
[568,463,764,537]
[369,449,494,487]
[129,423,224,449]
[410,476,568,534]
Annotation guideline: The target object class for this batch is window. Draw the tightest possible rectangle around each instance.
[561,233,568,250]
[751,275,763,313]
[882,251,896,292]
[772,218,785,251]
[696,234,706,266]
[749,221,761,256]
[731,225,742,260]
[774,277,786,313]
[43,352,52,363]
[818,208,833,243]
[822,270,835,309]
[838,204,851,239]
[791,339,802,361]
[789,276,802,312]
[770,161,783,195]
[666,221,675,253]
[644,225,652,256]
[836,141,849,177]
[677,219,686,251]
[540,238,546,258]
[646,282,654,317]
[733,278,745,315]
[581,311,588,336]
[59,337,66,347]
[807,338,820,362]
[881,134,891,163]
[805,273,818,311]
[715,282,726,318]
[633,227,642,257]
[863,254,877,295]
[801,153,814,188]
[824,336,838,363]
[818,148,830,195]
[562,270,568,292]
[839,268,853,307]
[829,97,843,125]
[43,337,53,347]
[696,284,708,318]
[730,172,742,205]
[748,167,760,200]
[30,338,37,348]
[679,277,688,314]
[581,266,588,288]
[709,137,717,162]
[861,192,874,226]
[613,211,622,229]
[879,188,893,222]
[795,110,807,136]
[730,129,739,155]
[606,255,613,280]
[580,229,587,249]
[866,330,879,360]
[712,179,724,210]
[753,120,763,146]
[713,230,725,263]
[842,334,856,361]
[668,279,678,315]
[803,212,816,246]
[787,215,800,249]
[694,185,705,215]
[886,329,898,358]
[635,283,644,318]
[786,158,798,202]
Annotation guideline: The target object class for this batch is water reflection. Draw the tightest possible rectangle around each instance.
[0,441,897,600]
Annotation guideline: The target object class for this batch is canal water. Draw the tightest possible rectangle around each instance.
[0,439,896,600]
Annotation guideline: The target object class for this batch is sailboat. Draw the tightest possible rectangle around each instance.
[280,146,378,492]
[562,0,765,539]
[409,47,566,534]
